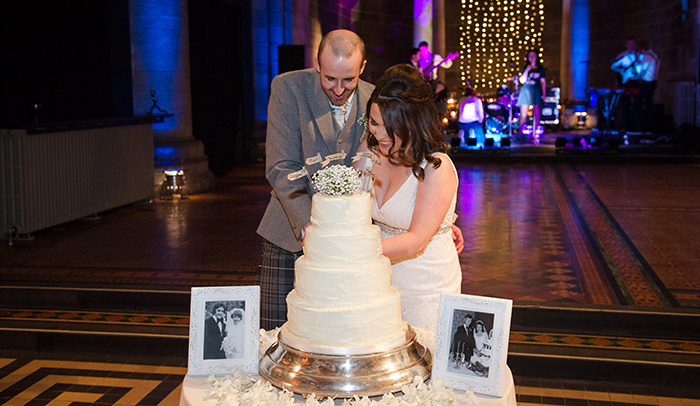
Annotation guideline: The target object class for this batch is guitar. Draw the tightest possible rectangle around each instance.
[611,52,639,84]
[422,52,459,80]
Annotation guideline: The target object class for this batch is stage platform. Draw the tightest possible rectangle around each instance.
[449,129,699,164]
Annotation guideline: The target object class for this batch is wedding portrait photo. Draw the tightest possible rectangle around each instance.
[188,286,260,376]
[447,309,495,378]
[203,300,246,360]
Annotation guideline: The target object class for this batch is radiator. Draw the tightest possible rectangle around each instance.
[1,124,154,237]
[673,81,696,127]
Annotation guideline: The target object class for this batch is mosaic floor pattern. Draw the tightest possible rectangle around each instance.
[1,353,698,406]
[0,354,185,406]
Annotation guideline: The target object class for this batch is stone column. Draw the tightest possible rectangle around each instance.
[414,0,432,48]
[570,0,590,102]
[432,0,445,82]
[129,0,214,195]
[560,0,572,102]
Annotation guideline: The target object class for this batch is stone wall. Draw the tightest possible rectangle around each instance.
[292,0,414,83]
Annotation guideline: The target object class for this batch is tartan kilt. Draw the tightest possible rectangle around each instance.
[257,239,302,330]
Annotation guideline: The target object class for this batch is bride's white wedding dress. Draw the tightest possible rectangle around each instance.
[371,153,461,331]
[222,309,245,359]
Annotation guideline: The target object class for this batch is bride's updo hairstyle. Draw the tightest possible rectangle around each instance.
[366,64,445,180]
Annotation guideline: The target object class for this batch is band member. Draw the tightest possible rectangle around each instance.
[611,37,640,131]
[417,41,456,82]
[417,41,458,119]
[611,37,639,87]
[457,87,485,148]
[408,48,421,70]
[634,40,660,134]
[516,50,546,143]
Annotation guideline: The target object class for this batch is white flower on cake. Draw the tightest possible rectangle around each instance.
[312,165,362,196]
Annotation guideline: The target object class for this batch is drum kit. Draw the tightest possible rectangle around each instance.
[481,75,520,140]
[478,75,551,143]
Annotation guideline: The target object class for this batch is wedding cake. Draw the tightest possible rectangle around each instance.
[261,165,430,397]
[280,190,408,351]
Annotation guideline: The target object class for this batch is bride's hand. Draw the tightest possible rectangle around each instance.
[301,221,312,247]
[451,225,464,254]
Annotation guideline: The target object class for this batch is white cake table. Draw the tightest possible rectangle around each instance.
[179,367,516,406]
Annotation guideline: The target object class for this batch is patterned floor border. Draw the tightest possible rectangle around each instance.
[3,309,699,356]
[1,356,699,406]
[510,332,700,354]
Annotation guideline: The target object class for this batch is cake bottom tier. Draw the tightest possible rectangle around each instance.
[284,289,405,350]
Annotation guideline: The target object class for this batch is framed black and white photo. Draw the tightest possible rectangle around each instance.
[187,286,260,376]
[432,294,513,397]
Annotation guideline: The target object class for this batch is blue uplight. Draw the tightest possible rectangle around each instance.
[132,0,183,131]
[154,147,177,159]
[571,0,590,101]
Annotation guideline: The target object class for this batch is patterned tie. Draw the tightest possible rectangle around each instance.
[331,104,347,130]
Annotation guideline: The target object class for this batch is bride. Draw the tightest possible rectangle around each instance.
[470,320,491,375]
[357,64,462,331]
[222,308,245,359]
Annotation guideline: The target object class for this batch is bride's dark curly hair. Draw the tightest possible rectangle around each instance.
[366,64,445,180]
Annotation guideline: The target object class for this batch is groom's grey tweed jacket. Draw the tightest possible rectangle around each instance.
[256,68,375,252]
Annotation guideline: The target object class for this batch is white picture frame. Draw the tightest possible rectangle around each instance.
[187,286,260,376]
[432,293,513,397]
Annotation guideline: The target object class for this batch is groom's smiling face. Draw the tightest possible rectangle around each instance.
[214,307,225,319]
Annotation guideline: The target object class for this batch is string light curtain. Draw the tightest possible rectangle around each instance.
[459,0,545,92]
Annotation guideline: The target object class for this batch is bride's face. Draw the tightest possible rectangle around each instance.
[231,312,242,324]
[369,103,401,155]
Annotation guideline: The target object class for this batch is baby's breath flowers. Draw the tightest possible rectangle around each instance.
[312,165,361,196]
[357,114,369,130]
[206,370,479,406]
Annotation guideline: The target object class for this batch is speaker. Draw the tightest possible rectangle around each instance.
[278,45,306,74]
[484,138,495,147]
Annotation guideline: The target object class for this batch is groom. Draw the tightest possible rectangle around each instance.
[203,304,227,359]
[256,29,373,331]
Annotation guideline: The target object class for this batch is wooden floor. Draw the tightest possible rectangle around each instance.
[2,133,700,404]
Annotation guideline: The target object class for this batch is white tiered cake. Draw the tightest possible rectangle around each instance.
[259,165,431,397]
[280,192,408,352]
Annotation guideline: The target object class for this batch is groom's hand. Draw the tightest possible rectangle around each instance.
[451,225,464,254]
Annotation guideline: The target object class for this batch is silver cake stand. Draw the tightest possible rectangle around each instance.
[258,326,432,398]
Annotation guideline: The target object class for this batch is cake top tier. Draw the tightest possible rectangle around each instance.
[312,165,362,196]
[310,192,373,234]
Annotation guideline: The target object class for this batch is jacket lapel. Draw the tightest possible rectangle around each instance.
[309,74,337,153]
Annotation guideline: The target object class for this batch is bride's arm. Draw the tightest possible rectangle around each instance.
[380,154,457,260]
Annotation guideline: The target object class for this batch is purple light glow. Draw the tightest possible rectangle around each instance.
[413,0,432,21]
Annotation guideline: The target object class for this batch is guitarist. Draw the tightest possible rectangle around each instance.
[610,37,640,131]
[418,41,458,118]
[611,37,640,87]
[418,41,457,82]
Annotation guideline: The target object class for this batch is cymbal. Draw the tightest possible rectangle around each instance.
[504,76,519,81]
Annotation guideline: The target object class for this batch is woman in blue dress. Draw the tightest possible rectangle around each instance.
[516,50,546,143]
